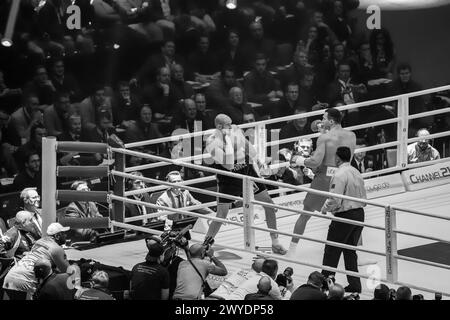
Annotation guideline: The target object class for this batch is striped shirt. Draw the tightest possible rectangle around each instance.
[322,162,367,214]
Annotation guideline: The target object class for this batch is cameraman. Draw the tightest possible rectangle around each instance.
[275,267,295,299]
[172,243,227,300]
[129,238,170,300]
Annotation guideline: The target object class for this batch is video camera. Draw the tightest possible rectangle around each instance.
[157,224,192,267]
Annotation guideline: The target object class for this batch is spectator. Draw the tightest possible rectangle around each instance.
[48,58,81,102]
[244,53,283,106]
[156,171,214,230]
[328,283,345,300]
[14,124,47,166]
[171,98,199,133]
[172,243,227,300]
[23,65,56,107]
[194,93,215,130]
[328,0,353,44]
[0,211,40,260]
[277,83,301,118]
[290,271,327,300]
[78,85,113,130]
[369,28,395,79]
[223,87,253,125]
[320,147,367,293]
[396,286,413,301]
[279,50,310,90]
[33,259,76,300]
[43,90,74,136]
[279,108,312,150]
[351,138,377,173]
[124,171,153,226]
[298,70,324,112]
[111,81,141,128]
[0,70,22,113]
[206,66,242,111]
[10,93,43,143]
[170,64,194,103]
[2,223,70,300]
[12,151,41,193]
[64,181,103,241]
[407,128,440,164]
[75,270,115,300]
[244,276,274,300]
[372,283,390,300]
[188,35,221,83]
[209,257,265,300]
[0,109,21,176]
[242,21,276,68]
[130,238,170,300]
[228,259,282,300]
[85,108,116,145]
[218,29,247,77]
[19,187,43,238]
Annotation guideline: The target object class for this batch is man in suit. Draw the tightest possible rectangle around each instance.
[351,138,376,173]
[124,171,153,226]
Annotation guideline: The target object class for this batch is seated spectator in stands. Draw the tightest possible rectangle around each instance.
[124,105,165,156]
[206,66,242,111]
[0,211,40,260]
[244,53,283,106]
[209,257,265,300]
[194,93,215,130]
[33,259,76,300]
[407,128,440,164]
[130,238,170,300]
[372,283,390,300]
[79,85,113,130]
[75,271,115,300]
[298,70,325,112]
[0,70,22,113]
[369,28,395,79]
[218,29,247,77]
[10,93,43,143]
[319,42,351,85]
[125,172,154,226]
[396,286,412,301]
[244,276,274,300]
[188,35,221,83]
[171,99,199,133]
[14,125,46,167]
[20,187,43,238]
[49,58,81,102]
[242,111,256,144]
[43,90,74,136]
[64,181,103,241]
[223,87,253,125]
[279,49,310,90]
[279,108,312,149]
[85,109,116,144]
[173,243,227,300]
[142,67,179,121]
[290,271,327,300]
[328,0,353,45]
[242,21,276,68]
[12,151,42,193]
[185,0,217,34]
[170,64,194,103]
[228,259,282,300]
[351,138,377,173]
[134,40,185,87]
[156,171,214,230]
[278,83,302,118]
[355,42,385,85]
[0,109,21,176]
[328,283,345,300]
[3,222,70,300]
[23,65,56,107]
[112,81,140,129]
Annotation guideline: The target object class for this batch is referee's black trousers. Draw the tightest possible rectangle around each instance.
[321,207,365,292]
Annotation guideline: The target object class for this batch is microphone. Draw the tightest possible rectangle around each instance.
[311,120,323,133]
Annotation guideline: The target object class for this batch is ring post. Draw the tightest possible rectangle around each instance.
[42,137,57,236]
[385,206,398,283]
[112,151,125,230]
[243,177,255,251]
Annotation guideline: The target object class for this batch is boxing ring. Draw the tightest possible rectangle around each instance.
[41,84,450,298]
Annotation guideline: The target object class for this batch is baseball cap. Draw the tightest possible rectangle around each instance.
[373,284,390,300]
[47,222,70,236]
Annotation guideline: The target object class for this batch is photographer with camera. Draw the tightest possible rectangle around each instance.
[129,237,170,300]
[290,271,328,300]
[172,241,227,300]
[275,267,295,299]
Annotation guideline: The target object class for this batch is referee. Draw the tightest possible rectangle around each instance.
[320,146,367,293]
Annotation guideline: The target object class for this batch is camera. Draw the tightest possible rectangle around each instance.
[413,294,424,300]
[276,267,294,287]
[155,224,192,267]
[203,235,215,251]
[321,275,335,291]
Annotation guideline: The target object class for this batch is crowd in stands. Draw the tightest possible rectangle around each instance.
[1,0,449,301]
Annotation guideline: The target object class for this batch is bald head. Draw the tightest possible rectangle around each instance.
[252,258,265,273]
[257,276,272,294]
[328,283,345,300]
[229,87,243,105]
[189,243,205,258]
[214,114,232,128]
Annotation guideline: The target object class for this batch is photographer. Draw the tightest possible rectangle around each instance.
[172,243,227,300]
[275,267,295,299]
[75,271,115,300]
[290,271,327,300]
[129,238,170,300]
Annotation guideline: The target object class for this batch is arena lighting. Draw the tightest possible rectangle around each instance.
[2,0,21,48]
[359,0,450,10]
[226,0,237,10]
[113,43,120,49]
